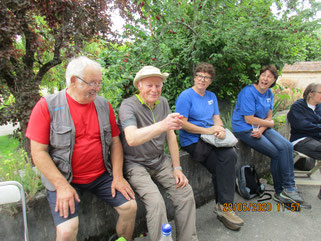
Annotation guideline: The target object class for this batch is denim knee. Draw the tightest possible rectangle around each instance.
[277,139,293,154]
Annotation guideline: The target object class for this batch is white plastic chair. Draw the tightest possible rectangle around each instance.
[0,181,29,241]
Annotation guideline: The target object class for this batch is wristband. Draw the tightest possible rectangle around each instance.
[174,166,182,171]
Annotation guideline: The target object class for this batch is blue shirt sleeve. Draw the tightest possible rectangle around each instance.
[175,90,190,118]
[238,87,256,116]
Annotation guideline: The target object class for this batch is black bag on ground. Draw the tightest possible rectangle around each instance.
[236,164,265,200]
[294,156,316,171]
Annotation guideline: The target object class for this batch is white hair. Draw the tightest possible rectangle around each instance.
[65,56,102,87]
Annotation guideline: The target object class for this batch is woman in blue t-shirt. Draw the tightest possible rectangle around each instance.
[232,65,304,205]
[175,62,243,231]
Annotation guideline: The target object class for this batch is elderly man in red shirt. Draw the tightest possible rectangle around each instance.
[26,56,137,241]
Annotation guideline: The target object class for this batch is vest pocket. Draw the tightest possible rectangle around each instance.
[49,123,73,182]
[50,123,72,148]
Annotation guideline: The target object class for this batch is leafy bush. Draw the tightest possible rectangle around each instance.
[221,107,234,131]
[273,79,302,113]
[273,115,287,129]
[0,136,43,199]
[100,0,320,113]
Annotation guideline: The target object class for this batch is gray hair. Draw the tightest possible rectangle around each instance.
[65,56,102,87]
[303,83,321,101]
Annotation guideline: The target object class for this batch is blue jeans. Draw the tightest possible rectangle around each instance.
[234,128,296,194]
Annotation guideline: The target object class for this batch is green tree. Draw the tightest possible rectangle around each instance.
[102,0,321,112]
[0,0,139,155]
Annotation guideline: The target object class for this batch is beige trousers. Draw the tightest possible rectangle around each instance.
[125,157,198,241]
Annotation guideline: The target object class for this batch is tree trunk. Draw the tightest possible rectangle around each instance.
[11,75,41,162]
[21,121,31,161]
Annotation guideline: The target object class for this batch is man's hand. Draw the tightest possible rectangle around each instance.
[251,129,262,138]
[111,177,135,201]
[161,113,183,131]
[55,183,80,218]
[173,169,189,189]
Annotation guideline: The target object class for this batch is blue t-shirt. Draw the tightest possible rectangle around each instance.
[175,88,220,147]
[231,84,273,132]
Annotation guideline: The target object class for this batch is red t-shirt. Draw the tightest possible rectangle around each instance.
[26,92,120,184]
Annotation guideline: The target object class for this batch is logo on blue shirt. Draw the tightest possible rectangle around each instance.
[208,100,213,105]
[266,98,271,103]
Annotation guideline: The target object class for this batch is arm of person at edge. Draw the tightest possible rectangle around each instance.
[244,109,274,139]
[110,135,135,200]
[181,114,226,139]
[124,112,183,146]
[167,130,189,189]
[30,140,80,219]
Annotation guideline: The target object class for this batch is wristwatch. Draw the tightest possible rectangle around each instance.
[174,166,182,171]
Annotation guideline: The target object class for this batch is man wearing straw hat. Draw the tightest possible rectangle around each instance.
[118,66,198,241]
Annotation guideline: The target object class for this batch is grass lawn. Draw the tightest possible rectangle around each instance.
[0,135,43,197]
[0,135,22,163]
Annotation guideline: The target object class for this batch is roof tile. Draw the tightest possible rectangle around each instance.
[282,61,321,72]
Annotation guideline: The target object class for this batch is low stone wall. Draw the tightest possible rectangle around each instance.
[0,147,272,241]
[0,152,215,241]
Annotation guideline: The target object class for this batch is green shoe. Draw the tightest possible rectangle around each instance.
[116,238,126,241]
[108,234,126,241]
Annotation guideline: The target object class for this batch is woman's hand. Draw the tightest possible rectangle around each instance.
[214,129,226,139]
[251,129,262,138]
[206,125,225,135]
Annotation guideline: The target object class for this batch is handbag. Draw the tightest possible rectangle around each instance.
[200,128,238,147]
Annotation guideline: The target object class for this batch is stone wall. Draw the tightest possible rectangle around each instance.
[280,72,321,90]
[280,61,321,90]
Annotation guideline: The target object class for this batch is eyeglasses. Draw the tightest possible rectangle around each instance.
[142,83,163,89]
[75,76,102,88]
[195,74,211,82]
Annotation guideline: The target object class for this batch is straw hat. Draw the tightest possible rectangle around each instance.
[133,66,169,88]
